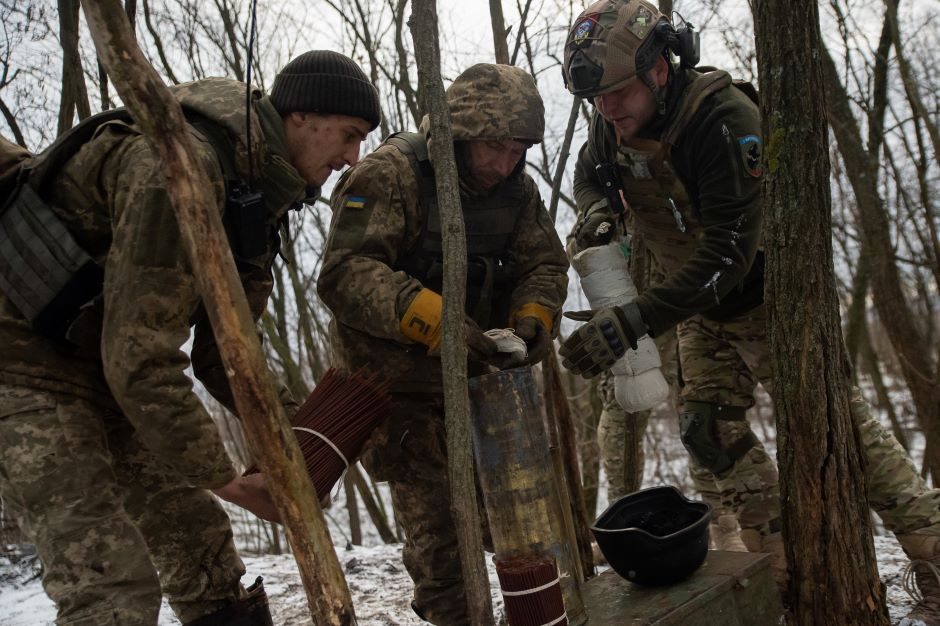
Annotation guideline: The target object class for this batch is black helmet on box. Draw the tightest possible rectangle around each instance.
[592,485,712,585]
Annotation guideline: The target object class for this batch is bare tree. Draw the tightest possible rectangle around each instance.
[409,1,493,623]
[754,0,888,620]
[81,2,356,623]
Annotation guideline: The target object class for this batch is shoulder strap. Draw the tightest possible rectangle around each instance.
[26,109,133,192]
[663,70,733,146]
[386,131,437,237]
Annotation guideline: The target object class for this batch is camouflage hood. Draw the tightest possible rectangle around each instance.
[170,77,270,180]
[171,77,309,209]
[419,64,544,143]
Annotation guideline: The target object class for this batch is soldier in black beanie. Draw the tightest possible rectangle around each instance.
[270,50,382,195]
[0,48,381,626]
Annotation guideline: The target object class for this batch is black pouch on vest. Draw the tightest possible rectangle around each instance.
[0,184,104,340]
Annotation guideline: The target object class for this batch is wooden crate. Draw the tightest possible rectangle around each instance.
[581,550,783,625]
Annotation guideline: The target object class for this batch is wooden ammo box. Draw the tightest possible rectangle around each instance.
[581,550,783,625]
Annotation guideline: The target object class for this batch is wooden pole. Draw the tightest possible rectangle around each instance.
[469,367,587,625]
[80,2,355,623]
[409,2,494,623]
[543,353,596,581]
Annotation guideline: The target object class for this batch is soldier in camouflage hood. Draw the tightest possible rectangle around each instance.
[0,50,379,625]
[318,63,568,624]
[559,1,940,620]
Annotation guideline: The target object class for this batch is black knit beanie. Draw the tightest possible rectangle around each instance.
[270,50,381,130]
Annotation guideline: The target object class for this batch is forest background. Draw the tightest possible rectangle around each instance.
[0,0,938,623]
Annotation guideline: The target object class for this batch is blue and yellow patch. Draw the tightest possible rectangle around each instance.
[329,194,375,251]
[344,195,368,209]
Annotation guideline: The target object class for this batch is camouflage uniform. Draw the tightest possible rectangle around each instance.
[571,60,940,567]
[318,64,568,625]
[0,79,305,625]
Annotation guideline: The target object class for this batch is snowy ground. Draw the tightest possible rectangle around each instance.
[0,524,922,625]
[0,396,930,625]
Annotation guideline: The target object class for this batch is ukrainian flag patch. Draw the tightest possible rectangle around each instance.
[329,193,376,251]
[344,196,367,209]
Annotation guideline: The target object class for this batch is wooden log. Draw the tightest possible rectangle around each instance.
[80,2,355,623]
[469,367,587,625]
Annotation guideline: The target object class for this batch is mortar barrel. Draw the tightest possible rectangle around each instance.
[469,367,586,625]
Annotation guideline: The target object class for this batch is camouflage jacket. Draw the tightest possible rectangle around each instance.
[318,67,568,393]
[571,68,764,337]
[0,78,307,489]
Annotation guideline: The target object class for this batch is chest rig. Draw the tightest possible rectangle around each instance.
[0,107,278,342]
[599,70,733,275]
[386,132,524,327]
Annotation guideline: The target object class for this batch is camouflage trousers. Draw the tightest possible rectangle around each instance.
[678,304,940,538]
[597,328,724,507]
[360,391,488,626]
[0,385,245,626]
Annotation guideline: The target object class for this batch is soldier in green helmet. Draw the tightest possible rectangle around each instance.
[0,51,380,625]
[559,0,940,621]
[318,63,568,625]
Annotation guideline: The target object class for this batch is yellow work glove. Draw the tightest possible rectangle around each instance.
[400,288,498,363]
[510,303,555,365]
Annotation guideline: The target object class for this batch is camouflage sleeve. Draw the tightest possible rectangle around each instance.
[99,134,237,490]
[506,177,570,332]
[317,145,425,340]
[635,89,763,337]
[190,315,300,422]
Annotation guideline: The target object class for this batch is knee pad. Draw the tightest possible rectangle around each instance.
[679,401,753,473]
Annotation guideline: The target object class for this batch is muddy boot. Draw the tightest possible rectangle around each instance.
[711,514,748,552]
[185,577,274,626]
[898,534,940,625]
[740,529,788,588]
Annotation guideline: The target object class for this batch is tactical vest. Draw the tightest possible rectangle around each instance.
[0,106,273,341]
[596,70,765,320]
[386,132,525,327]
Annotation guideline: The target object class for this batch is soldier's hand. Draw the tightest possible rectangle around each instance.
[515,316,553,365]
[213,474,281,523]
[574,209,616,249]
[464,317,500,363]
[560,302,647,378]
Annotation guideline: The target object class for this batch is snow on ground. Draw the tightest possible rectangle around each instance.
[0,533,923,625]
[0,390,932,625]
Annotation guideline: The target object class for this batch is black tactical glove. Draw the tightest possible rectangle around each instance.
[560,301,648,378]
[514,316,553,365]
[574,207,617,249]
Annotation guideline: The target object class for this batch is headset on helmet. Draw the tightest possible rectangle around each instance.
[562,0,700,98]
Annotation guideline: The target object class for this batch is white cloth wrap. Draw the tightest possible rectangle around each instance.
[572,243,670,412]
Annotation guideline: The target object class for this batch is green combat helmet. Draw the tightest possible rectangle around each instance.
[445,63,545,144]
[562,0,699,98]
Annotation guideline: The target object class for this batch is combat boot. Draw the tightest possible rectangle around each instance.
[898,533,940,625]
[740,529,788,587]
[710,514,748,552]
[184,577,274,626]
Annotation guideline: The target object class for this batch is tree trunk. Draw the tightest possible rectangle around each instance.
[820,42,940,481]
[549,96,581,222]
[409,3,493,624]
[544,352,595,581]
[58,0,91,134]
[344,474,362,546]
[753,0,889,622]
[81,3,355,623]
[351,465,397,544]
[488,0,510,65]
